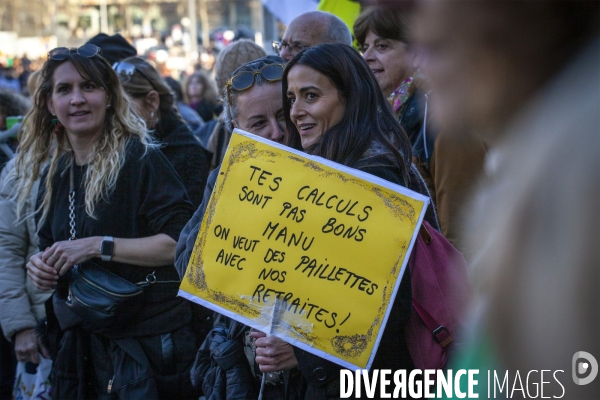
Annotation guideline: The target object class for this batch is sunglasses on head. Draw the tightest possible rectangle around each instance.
[225,63,285,105]
[113,61,157,91]
[48,44,101,61]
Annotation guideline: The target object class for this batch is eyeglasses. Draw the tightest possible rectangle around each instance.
[272,41,308,56]
[225,63,284,105]
[48,44,101,61]
[113,61,157,91]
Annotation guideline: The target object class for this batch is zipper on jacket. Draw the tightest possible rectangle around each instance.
[107,375,115,393]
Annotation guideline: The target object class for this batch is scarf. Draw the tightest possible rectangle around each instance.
[389,72,418,117]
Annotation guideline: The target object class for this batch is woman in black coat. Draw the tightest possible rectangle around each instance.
[115,57,211,208]
[264,43,438,399]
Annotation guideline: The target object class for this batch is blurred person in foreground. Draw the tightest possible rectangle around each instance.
[176,56,293,399]
[273,11,352,63]
[414,0,599,398]
[115,56,210,208]
[15,44,198,399]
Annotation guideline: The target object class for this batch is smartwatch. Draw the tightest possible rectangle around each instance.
[100,236,114,262]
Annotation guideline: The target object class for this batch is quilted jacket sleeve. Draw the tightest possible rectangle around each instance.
[0,159,52,341]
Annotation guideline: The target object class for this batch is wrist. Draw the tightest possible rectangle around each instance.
[92,236,103,259]
[14,328,35,341]
[99,236,114,262]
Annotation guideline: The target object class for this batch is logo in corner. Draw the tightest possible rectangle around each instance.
[572,351,598,385]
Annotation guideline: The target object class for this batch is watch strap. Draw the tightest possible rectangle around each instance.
[100,236,114,262]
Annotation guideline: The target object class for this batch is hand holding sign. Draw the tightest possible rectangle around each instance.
[179,130,428,370]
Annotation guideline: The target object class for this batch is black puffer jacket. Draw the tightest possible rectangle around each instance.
[190,316,258,400]
[154,111,211,208]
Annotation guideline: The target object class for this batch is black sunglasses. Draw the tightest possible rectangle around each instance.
[226,64,284,105]
[113,61,157,91]
[48,44,101,61]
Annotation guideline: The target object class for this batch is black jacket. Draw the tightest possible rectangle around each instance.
[154,111,211,208]
[400,90,436,169]
[190,316,258,399]
[40,139,197,399]
[294,147,438,400]
[175,167,219,278]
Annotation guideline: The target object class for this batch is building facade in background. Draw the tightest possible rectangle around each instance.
[0,0,284,73]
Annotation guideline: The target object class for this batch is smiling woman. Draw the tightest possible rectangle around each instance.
[11,45,200,399]
[354,6,416,99]
[354,5,443,229]
[286,64,345,149]
[175,55,302,399]
[223,56,286,143]
[283,44,411,177]
[47,61,109,157]
[279,43,439,398]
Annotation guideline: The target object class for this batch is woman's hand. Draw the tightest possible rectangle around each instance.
[42,237,102,276]
[251,331,299,372]
[14,328,46,365]
[26,251,58,290]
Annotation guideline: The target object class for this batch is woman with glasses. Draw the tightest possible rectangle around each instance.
[354,5,443,204]
[114,56,210,208]
[281,43,439,398]
[199,39,267,167]
[176,55,286,278]
[355,5,487,254]
[14,44,200,399]
[175,55,302,399]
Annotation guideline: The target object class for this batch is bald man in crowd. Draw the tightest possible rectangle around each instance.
[275,11,352,62]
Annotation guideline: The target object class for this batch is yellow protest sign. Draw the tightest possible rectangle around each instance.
[179,130,429,370]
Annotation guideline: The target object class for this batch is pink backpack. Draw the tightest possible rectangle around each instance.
[405,221,472,370]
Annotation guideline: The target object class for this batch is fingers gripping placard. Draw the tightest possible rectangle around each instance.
[179,130,428,370]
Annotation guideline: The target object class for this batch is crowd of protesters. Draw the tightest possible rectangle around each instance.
[0,0,598,399]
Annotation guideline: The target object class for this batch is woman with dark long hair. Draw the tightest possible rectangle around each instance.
[253,43,437,398]
[283,43,437,228]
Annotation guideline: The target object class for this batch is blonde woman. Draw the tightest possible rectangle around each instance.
[14,44,199,399]
[115,56,210,208]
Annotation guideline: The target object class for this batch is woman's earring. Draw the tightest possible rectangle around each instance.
[52,119,63,135]
[150,111,154,118]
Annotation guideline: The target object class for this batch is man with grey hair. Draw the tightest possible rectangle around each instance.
[274,11,352,62]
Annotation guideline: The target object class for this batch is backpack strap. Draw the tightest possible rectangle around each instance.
[419,223,433,244]
[413,222,452,348]
[412,299,453,348]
